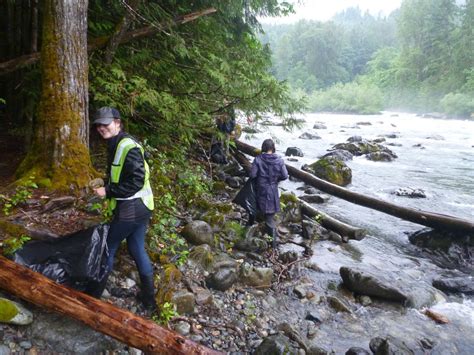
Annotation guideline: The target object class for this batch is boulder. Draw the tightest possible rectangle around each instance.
[300,194,329,204]
[321,149,353,161]
[205,268,238,291]
[181,220,214,246]
[345,347,370,355]
[285,147,304,157]
[339,266,445,308]
[299,132,321,140]
[253,334,297,355]
[313,122,327,129]
[234,237,267,252]
[239,263,273,288]
[409,229,473,274]
[432,276,474,294]
[366,151,396,162]
[306,157,352,186]
[171,290,195,314]
[369,336,416,355]
[347,135,363,143]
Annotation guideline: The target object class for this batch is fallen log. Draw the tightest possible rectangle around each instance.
[231,146,365,240]
[235,139,474,234]
[0,255,220,354]
[299,200,365,240]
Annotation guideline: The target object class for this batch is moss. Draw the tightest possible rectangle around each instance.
[280,192,298,205]
[216,203,233,214]
[212,181,226,192]
[0,299,19,322]
[0,220,28,240]
[37,178,52,188]
[155,263,182,306]
[310,157,352,186]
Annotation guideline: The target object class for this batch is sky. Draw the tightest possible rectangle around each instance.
[261,0,403,23]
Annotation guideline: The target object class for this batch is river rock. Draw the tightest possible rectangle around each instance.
[234,237,267,252]
[426,134,445,140]
[409,228,473,274]
[432,276,474,294]
[239,263,273,288]
[372,137,386,143]
[0,298,33,325]
[392,187,426,198]
[306,157,352,186]
[366,151,396,162]
[253,334,297,355]
[369,336,417,355]
[171,290,195,314]
[313,122,327,129]
[174,321,191,336]
[286,147,304,157]
[299,132,321,140]
[356,121,372,126]
[345,347,370,355]
[181,220,214,246]
[205,268,238,291]
[321,149,353,161]
[339,266,445,308]
[300,194,329,204]
[347,135,363,142]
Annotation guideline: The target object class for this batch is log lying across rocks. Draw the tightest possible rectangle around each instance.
[0,255,220,355]
[231,146,365,240]
[235,140,474,234]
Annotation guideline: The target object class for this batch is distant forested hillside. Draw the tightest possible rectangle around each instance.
[261,0,474,117]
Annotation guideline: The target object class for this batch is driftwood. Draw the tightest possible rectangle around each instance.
[0,255,220,354]
[235,140,474,234]
[0,7,217,76]
[299,200,365,240]
[231,146,364,240]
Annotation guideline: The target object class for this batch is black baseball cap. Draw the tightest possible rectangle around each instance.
[93,107,121,125]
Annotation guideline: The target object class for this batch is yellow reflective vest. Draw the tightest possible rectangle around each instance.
[108,137,154,213]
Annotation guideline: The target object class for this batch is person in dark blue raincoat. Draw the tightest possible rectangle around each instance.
[249,139,288,248]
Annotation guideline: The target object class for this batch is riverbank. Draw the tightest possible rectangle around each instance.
[1,135,473,353]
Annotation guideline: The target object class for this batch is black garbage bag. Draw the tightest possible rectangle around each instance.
[13,224,109,295]
[233,178,258,216]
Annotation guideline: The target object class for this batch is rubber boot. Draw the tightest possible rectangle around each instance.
[87,273,109,299]
[139,273,157,313]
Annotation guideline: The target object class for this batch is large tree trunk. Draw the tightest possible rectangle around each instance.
[0,255,220,354]
[17,0,94,189]
[235,140,474,234]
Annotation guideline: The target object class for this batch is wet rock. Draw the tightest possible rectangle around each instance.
[293,285,307,299]
[306,157,352,186]
[253,334,297,355]
[304,187,319,194]
[300,194,330,204]
[432,276,474,294]
[409,228,473,274]
[302,219,332,240]
[345,347,370,355]
[305,310,324,324]
[369,336,416,355]
[234,237,267,252]
[174,321,191,336]
[356,295,372,306]
[382,133,399,138]
[194,287,213,305]
[340,266,445,308]
[412,143,425,149]
[239,263,272,288]
[321,149,353,161]
[392,187,426,198]
[242,126,261,134]
[366,151,397,162]
[307,345,332,354]
[347,135,363,143]
[286,147,304,157]
[181,220,214,246]
[372,137,386,143]
[171,290,195,314]
[387,142,402,147]
[426,134,445,140]
[299,132,321,140]
[326,296,352,313]
[206,268,238,291]
[313,123,327,129]
[0,298,33,325]
[287,157,299,162]
[356,122,372,126]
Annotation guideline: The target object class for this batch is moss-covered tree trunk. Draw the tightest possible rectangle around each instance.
[18,0,93,190]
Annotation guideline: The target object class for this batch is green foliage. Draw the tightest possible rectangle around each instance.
[0,299,19,322]
[1,175,38,215]
[440,92,474,117]
[307,82,383,114]
[1,235,31,255]
[152,301,178,325]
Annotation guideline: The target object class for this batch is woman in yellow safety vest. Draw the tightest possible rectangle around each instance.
[92,107,156,312]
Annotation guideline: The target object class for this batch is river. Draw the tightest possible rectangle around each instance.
[242,112,474,353]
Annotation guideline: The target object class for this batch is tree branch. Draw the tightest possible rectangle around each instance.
[0,7,217,76]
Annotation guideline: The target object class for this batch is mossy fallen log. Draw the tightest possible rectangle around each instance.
[235,139,474,234]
